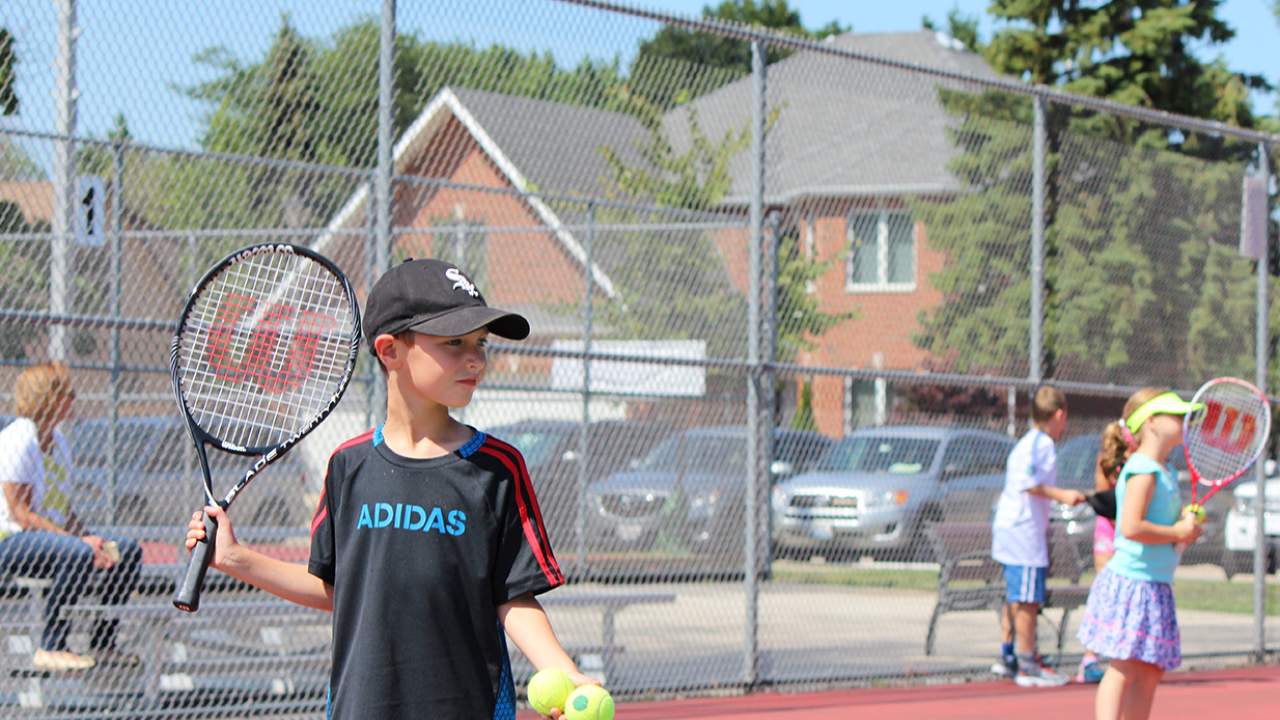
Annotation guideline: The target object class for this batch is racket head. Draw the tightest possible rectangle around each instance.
[170,243,362,457]
[1182,377,1271,491]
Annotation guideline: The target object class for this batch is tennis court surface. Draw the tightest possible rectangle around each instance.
[516,664,1279,719]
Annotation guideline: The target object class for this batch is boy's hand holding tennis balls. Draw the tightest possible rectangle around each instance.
[527,668,612,719]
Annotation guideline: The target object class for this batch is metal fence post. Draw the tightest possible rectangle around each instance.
[108,139,124,517]
[761,211,779,566]
[577,202,596,579]
[743,38,766,689]
[1030,94,1046,384]
[1254,141,1271,662]
[49,0,78,360]
[371,0,396,424]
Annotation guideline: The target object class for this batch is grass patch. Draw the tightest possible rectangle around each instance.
[1175,579,1280,615]
[772,562,939,591]
[772,562,1280,616]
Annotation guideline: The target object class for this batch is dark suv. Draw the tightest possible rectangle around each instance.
[586,426,832,554]
[68,416,310,528]
[485,419,669,551]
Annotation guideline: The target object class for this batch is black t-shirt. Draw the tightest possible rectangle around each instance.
[309,427,564,719]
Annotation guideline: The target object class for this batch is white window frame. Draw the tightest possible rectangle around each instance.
[803,210,816,295]
[845,209,916,293]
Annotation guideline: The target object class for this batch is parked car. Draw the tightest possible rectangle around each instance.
[1052,434,1229,567]
[1222,461,1280,576]
[586,426,832,555]
[485,419,669,551]
[772,426,1014,562]
[67,416,310,528]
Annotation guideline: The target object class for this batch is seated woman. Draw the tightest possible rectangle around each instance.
[0,362,142,671]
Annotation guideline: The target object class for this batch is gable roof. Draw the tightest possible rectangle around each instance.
[316,87,624,298]
[664,30,1004,204]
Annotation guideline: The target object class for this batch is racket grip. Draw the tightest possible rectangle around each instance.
[173,512,217,613]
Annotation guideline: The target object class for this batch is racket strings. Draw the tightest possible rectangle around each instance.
[1184,382,1270,488]
[178,251,356,450]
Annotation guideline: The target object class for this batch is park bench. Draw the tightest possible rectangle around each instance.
[535,590,676,684]
[924,521,1090,660]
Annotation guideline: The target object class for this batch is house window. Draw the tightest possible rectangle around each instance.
[846,210,916,292]
[844,375,889,432]
[803,212,816,294]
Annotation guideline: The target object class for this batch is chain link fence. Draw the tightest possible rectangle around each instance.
[0,0,1276,715]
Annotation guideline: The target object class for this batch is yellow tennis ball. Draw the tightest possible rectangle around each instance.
[1183,503,1206,523]
[564,685,614,720]
[527,668,576,716]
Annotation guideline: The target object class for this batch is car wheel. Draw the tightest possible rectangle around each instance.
[775,544,814,562]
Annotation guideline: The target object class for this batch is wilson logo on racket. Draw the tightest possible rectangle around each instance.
[206,293,337,394]
[1197,400,1257,453]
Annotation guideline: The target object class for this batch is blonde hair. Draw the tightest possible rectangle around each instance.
[1031,385,1067,423]
[1097,420,1131,485]
[14,362,74,423]
[1122,386,1169,435]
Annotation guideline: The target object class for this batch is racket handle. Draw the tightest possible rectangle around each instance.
[173,511,217,613]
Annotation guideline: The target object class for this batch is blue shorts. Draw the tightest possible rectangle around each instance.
[1003,564,1046,604]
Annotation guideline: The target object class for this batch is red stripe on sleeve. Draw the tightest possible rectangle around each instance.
[309,488,329,538]
[309,429,375,540]
[484,436,560,561]
[477,443,564,587]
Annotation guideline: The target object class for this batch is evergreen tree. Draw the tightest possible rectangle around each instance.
[630,1,847,110]
[912,1,1267,386]
[0,28,16,116]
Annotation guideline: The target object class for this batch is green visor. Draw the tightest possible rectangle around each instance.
[1125,392,1204,435]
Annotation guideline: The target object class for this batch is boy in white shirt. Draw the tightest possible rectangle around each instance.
[991,385,1085,687]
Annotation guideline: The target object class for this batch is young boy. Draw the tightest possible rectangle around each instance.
[990,385,1085,688]
[185,258,592,719]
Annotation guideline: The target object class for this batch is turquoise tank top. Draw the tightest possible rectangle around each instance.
[1107,453,1182,584]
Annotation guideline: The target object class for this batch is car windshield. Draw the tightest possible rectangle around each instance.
[816,437,939,475]
[635,435,746,474]
[1055,436,1099,491]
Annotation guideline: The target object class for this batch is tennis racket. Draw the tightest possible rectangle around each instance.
[171,243,361,612]
[1182,377,1271,520]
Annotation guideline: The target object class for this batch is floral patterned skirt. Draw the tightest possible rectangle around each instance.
[1076,566,1181,670]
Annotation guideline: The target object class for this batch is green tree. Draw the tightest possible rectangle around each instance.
[0,28,16,116]
[631,0,848,110]
[147,16,638,242]
[912,1,1267,386]
[599,96,850,364]
[922,5,984,52]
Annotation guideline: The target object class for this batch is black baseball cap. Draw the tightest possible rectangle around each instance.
[363,258,530,350]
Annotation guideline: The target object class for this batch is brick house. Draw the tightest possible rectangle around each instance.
[318,31,1004,436]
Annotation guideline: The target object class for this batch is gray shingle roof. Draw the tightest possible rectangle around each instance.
[448,87,649,200]
[662,30,1005,203]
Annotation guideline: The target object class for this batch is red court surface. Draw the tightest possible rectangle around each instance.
[522,665,1279,719]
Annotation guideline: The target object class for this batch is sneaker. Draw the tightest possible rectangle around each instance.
[1015,658,1069,688]
[93,648,142,668]
[990,657,1018,678]
[33,649,95,672]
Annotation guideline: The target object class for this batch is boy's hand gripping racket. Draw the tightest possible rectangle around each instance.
[1182,377,1271,522]
[171,243,360,612]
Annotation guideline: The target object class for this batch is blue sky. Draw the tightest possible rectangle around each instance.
[3,0,1277,152]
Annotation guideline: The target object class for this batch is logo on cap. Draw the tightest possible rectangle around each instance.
[446,267,479,298]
